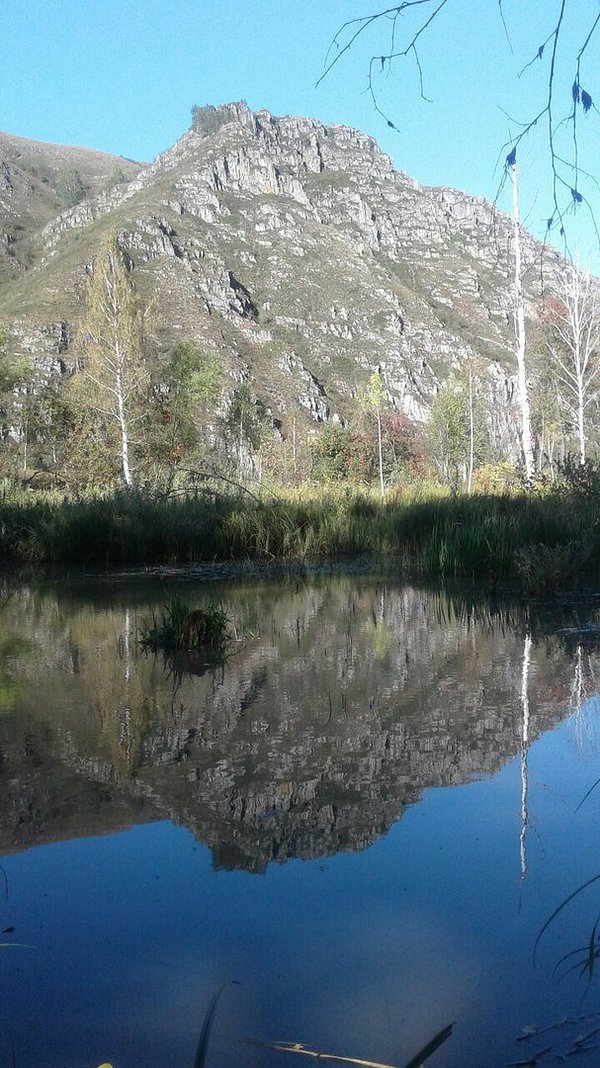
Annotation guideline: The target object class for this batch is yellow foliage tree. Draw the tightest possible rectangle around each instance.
[75,234,149,487]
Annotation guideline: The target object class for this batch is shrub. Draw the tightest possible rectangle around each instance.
[472,461,519,494]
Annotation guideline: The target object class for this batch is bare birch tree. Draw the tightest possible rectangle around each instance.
[511,162,535,484]
[356,372,386,498]
[545,262,600,464]
[76,234,149,487]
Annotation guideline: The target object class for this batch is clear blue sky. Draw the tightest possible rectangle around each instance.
[2,1,599,262]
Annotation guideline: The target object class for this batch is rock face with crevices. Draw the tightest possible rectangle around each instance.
[0,103,562,454]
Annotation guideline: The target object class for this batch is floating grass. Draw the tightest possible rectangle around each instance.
[256,1042,400,1066]
[255,1022,454,1068]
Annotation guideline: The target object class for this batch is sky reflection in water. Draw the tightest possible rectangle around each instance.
[1,575,600,1067]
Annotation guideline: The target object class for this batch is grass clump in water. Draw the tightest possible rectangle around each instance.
[138,595,230,653]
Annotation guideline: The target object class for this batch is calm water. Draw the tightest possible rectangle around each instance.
[2,573,600,1067]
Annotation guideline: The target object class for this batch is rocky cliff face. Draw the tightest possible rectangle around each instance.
[0,103,562,452]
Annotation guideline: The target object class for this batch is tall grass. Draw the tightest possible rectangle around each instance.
[0,481,598,589]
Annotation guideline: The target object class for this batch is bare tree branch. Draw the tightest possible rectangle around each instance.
[320,1,600,247]
[317,1,445,88]
[498,0,513,53]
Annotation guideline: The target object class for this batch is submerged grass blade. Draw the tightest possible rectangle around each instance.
[551,919,600,983]
[575,777,600,813]
[553,944,588,977]
[0,863,8,902]
[194,981,239,1068]
[404,1022,455,1068]
[534,874,600,961]
[587,918,600,980]
[505,1048,551,1067]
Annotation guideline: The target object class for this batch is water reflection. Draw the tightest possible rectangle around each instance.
[3,574,600,1066]
[0,576,591,871]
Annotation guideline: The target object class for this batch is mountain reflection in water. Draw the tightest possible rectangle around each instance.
[3,574,600,1068]
[0,576,582,870]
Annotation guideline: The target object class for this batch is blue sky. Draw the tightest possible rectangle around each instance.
[2,1,599,261]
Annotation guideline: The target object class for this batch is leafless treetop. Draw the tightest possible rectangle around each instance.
[318,2,600,251]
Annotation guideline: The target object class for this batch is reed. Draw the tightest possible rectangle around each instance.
[194,983,239,1068]
[0,482,598,591]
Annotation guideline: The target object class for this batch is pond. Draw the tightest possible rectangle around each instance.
[1,572,600,1067]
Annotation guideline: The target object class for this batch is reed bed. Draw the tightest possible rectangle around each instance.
[0,481,598,590]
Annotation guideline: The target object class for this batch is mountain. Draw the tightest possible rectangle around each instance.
[0,131,142,275]
[0,102,560,452]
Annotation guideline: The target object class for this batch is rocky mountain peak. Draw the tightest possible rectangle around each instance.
[1,104,564,463]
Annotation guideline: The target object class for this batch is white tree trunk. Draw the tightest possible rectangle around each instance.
[376,409,385,499]
[511,164,535,485]
[467,361,474,494]
[577,364,586,464]
[572,273,586,464]
[115,355,133,487]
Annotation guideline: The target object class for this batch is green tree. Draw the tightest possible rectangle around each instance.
[58,168,86,208]
[227,383,269,475]
[73,234,149,487]
[21,378,100,486]
[0,325,29,395]
[0,325,32,476]
[152,340,223,484]
[358,371,386,498]
[529,328,565,476]
[428,378,487,491]
[170,340,222,409]
[311,424,351,481]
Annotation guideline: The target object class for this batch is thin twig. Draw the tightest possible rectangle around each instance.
[321,2,600,245]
